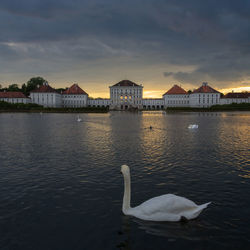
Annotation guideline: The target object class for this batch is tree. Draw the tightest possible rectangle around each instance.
[187,90,192,94]
[55,88,66,94]
[8,84,21,92]
[21,83,26,94]
[0,84,2,90]
[24,76,48,95]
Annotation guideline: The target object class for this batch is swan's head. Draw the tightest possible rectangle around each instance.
[121,165,130,176]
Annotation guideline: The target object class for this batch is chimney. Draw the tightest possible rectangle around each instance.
[202,82,208,86]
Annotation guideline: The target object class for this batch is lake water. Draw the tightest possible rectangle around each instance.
[0,111,249,250]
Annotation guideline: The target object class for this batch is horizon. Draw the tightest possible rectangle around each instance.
[1,78,250,98]
[1,1,250,97]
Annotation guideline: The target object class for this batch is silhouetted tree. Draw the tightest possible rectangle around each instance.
[24,76,47,95]
[55,88,66,94]
[21,83,26,94]
[8,84,21,92]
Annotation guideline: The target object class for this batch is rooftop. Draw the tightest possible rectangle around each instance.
[223,92,250,98]
[193,82,220,94]
[31,84,58,93]
[0,92,28,98]
[63,84,88,95]
[163,85,187,95]
[112,80,140,87]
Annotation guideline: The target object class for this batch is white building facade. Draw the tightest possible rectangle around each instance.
[87,98,110,108]
[142,98,164,109]
[62,84,88,108]
[30,82,62,108]
[163,85,189,108]
[220,92,250,105]
[0,92,31,104]
[109,80,143,110]
[189,82,220,108]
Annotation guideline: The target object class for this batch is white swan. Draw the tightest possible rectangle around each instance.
[76,115,82,122]
[188,124,198,129]
[121,165,211,222]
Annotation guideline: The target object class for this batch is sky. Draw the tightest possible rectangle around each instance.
[0,0,250,98]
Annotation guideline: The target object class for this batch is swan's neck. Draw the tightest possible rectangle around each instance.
[122,172,131,214]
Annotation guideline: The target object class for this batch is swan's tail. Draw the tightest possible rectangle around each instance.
[185,202,211,220]
[199,202,211,210]
[195,202,211,217]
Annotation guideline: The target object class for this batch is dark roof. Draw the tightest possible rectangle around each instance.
[31,84,58,93]
[223,92,250,98]
[62,84,88,95]
[0,92,28,98]
[163,85,187,95]
[112,80,140,87]
[193,82,220,94]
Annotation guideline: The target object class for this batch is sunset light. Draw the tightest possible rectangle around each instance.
[219,86,250,94]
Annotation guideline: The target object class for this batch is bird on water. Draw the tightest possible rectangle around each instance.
[121,165,211,222]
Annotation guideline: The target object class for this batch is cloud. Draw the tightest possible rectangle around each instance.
[163,72,174,77]
[0,0,250,89]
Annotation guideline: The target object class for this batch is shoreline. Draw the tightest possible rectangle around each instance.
[1,109,250,113]
[0,108,109,113]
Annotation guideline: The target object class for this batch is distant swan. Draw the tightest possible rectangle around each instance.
[77,115,82,122]
[121,165,210,222]
[188,124,198,129]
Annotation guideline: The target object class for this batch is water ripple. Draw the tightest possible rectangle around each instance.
[0,112,249,249]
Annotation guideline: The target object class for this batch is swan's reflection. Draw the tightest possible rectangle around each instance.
[132,217,216,241]
[117,216,131,250]
[118,214,216,247]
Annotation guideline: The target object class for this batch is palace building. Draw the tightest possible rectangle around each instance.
[62,84,88,108]
[30,82,62,108]
[2,79,249,109]
[0,91,31,104]
[109,80,143,110]
[163,85,189,107]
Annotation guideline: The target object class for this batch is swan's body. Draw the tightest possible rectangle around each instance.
[77,115,82,122]
[121,165,210,222]
[188,124,198,129]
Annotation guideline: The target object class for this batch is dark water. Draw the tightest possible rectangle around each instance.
[0,111,249,250]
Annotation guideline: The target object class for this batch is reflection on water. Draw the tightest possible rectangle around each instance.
[0,112,249,250]
[133,218,211,241]
[117,216,131,250]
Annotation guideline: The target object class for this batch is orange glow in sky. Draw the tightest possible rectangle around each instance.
[88,86,250,98]
[219,86,250,94]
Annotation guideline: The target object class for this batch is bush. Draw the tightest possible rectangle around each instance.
[166,103,250,112]
[0,101,108,113]
[0,101,44,110]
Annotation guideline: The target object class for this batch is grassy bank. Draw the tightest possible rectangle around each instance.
[0,101,109,113]
[166,103,250,112]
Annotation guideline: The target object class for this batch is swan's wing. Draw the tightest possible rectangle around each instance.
[136,194,198,216]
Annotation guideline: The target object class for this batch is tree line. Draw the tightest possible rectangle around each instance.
[0,77,66,96]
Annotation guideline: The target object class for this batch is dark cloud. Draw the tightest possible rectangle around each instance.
[0,0,250,87]
[163,72,174,77]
